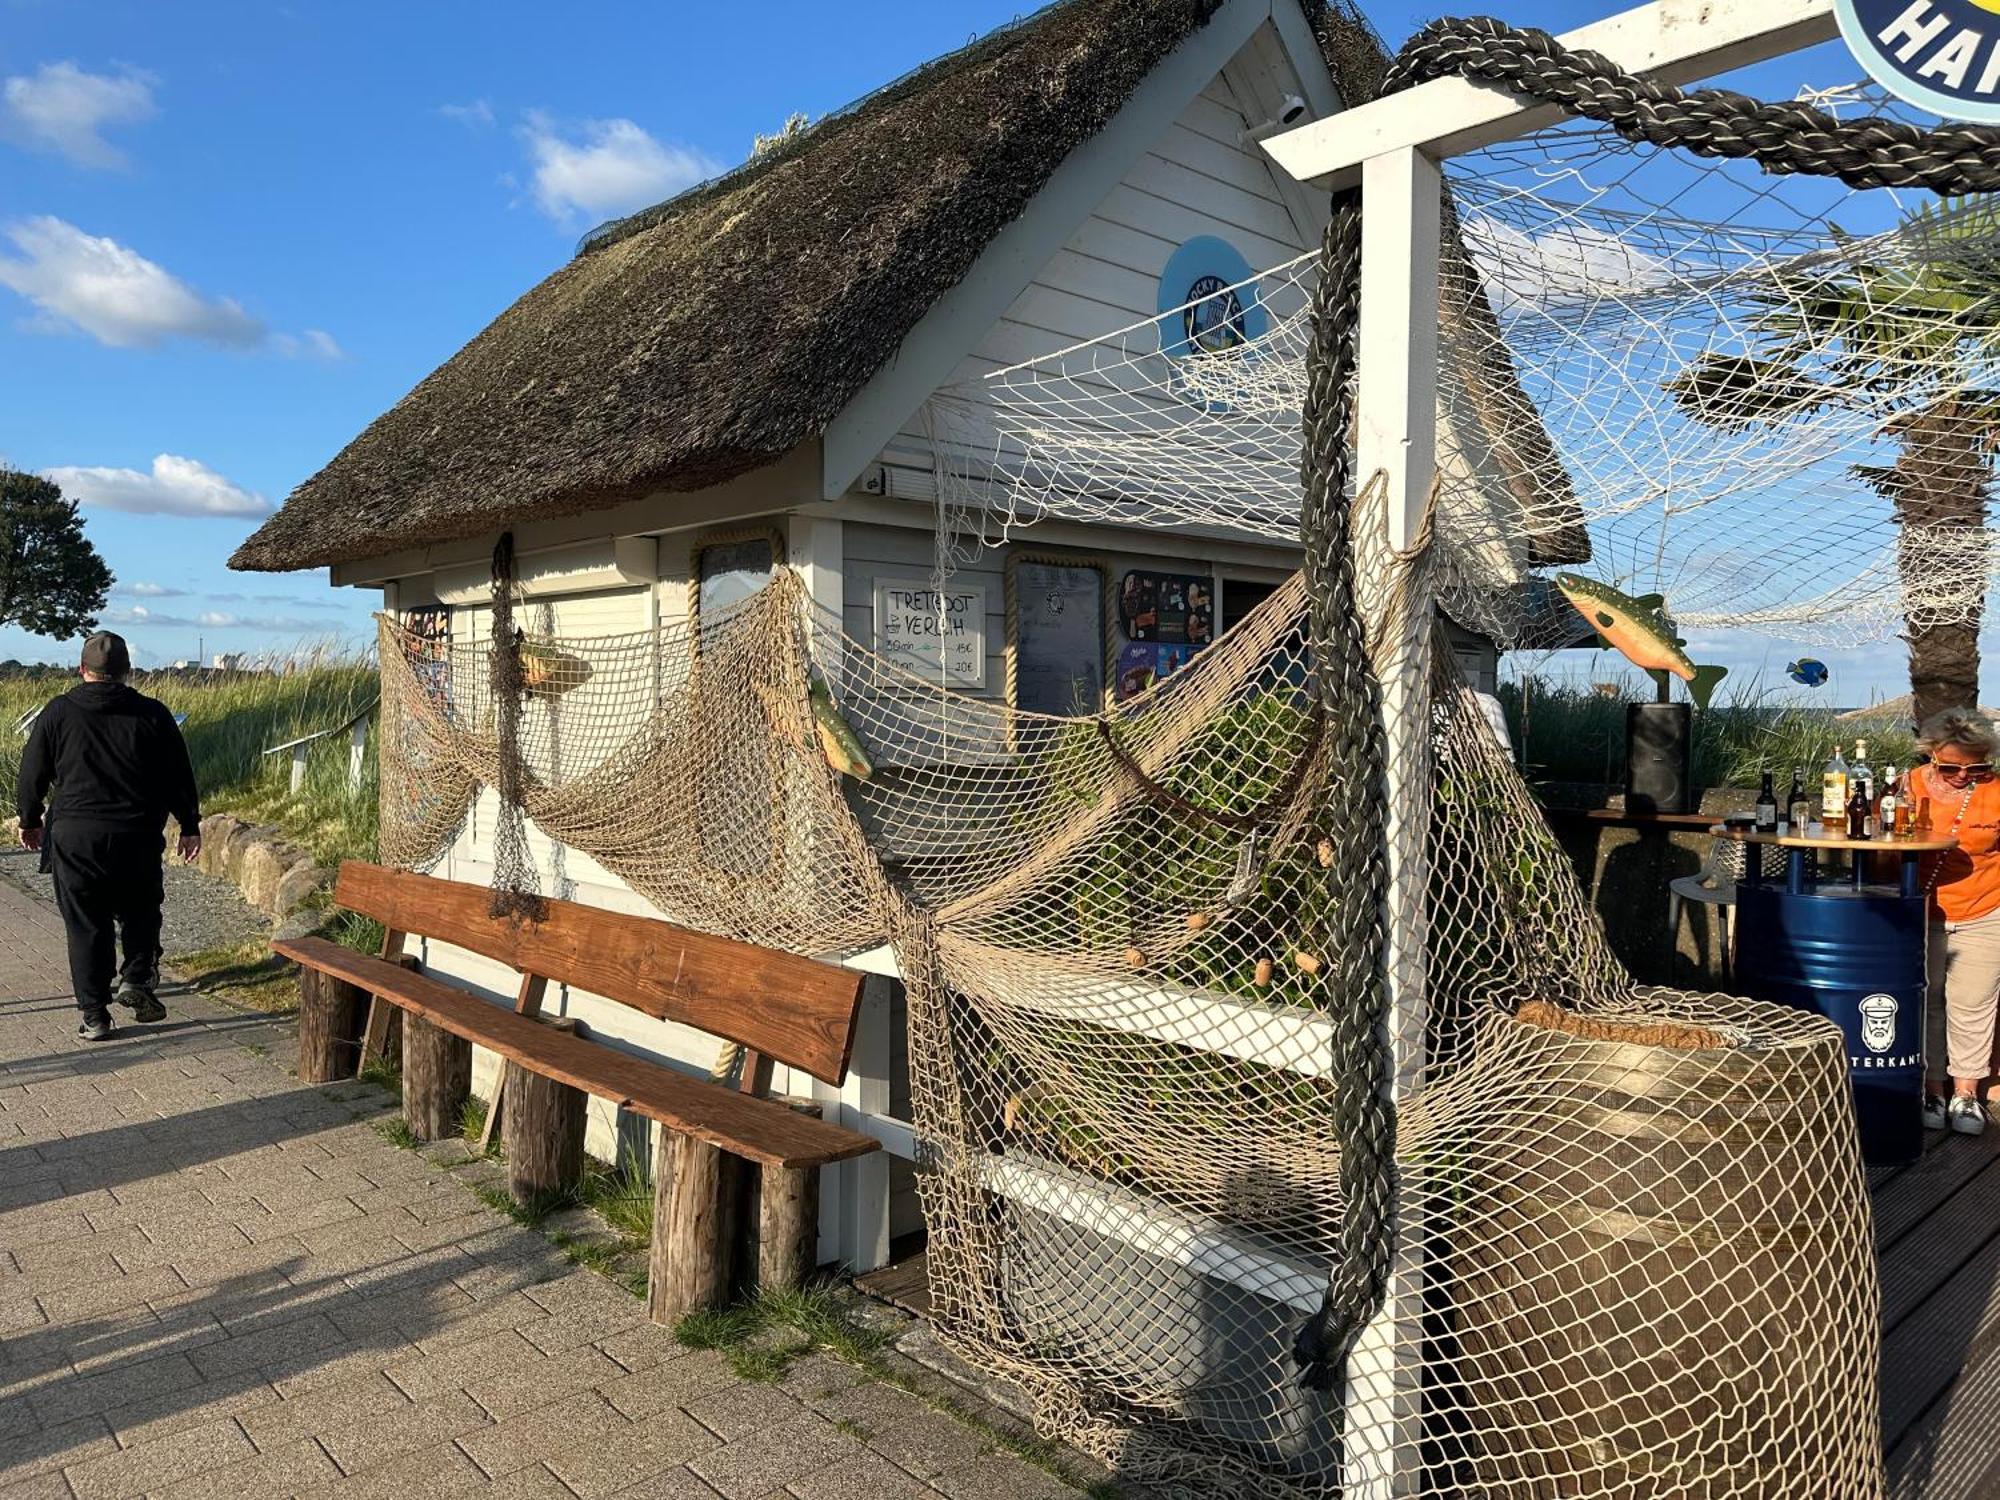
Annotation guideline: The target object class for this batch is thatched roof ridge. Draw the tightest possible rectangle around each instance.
[237,0,1326,572]
[235,0,1586,574]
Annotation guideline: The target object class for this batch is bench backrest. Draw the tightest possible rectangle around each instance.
[333,861,866,1086]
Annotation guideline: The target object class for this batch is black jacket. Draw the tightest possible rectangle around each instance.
[16,682,201,835]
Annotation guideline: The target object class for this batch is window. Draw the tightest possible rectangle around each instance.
[1006,553,1109,715]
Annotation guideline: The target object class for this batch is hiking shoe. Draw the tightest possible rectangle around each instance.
[1948,1095,1986,1137]
[1923,1094,1950,1132]
[115,984,165,1023]
[76,1014,115,1043]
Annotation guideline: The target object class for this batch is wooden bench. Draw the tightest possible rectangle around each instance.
[274,860,880,1322]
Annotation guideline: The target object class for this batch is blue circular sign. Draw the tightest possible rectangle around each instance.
[1836,0,2000,121]
[1156,237,1268,360]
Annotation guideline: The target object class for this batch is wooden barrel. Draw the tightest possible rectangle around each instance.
[1445,1000,1882,1498]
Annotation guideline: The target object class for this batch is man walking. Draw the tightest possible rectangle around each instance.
[16,633,201,1041]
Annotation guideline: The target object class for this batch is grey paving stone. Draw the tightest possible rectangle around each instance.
[237,1370,410,1449]
[315,1390,490,1475]
[382,1326,548,1402]
[687,1413,865,1499]
[543,1408,722,1499]
[187,1310,348,1380]
[62,1413,256,1500]
[464,1342,628,1421]
[928,1458,1082,1499]
[0,1471,77,1500]
[0,1414,115,1487]
[783,1449,936,1500]
[457,1389,630,1478]
[293,1440,490,1500]
[608,1467,729,1499]
[602,1349,741,1420]
[98,1372,281,1450]
[681,1381,810,1442]
[28,1348,207,1427]
[855,1412,999,1483]
[146,1435,344,1499]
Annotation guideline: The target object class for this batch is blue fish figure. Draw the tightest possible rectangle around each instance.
[1786,659,1828,688]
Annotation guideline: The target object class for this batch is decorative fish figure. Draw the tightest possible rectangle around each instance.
[1554,573,1730,711]
[1786,658,1829,688]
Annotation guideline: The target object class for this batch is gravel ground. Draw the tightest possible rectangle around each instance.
[0,842,271,961]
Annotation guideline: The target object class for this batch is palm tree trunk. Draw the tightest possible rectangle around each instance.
[1879,399,1993,727]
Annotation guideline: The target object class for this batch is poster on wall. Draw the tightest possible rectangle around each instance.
[876,579,987,688]
[1012,561,1104,715]
[1115,640,1198,701]
[1119,570,1213,645]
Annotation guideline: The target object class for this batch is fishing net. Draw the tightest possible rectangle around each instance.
[351,16,2000,1497]
[930,87,2000,653]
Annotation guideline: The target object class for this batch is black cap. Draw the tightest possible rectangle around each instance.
[81,632,130,677]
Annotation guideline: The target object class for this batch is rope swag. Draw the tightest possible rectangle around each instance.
[1290,16,2000,1397]
[488,532,547,924]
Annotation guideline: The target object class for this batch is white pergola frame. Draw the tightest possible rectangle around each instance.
[1259,2,1840,1492]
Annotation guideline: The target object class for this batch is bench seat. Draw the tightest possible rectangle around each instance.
[276,936,877,1170]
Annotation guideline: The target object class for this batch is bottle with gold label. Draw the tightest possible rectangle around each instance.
[1822,743,1849,836]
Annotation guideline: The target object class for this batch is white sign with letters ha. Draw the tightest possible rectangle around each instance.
[875,579,986,688]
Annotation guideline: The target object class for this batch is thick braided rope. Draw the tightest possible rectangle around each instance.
[1291,14,2000,1396]
[1395,16,2000,192]
[1292,186,1395,1400]
[488,532,546,924]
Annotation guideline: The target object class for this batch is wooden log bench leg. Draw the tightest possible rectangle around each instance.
[504,1019,586,1207]
[404,1014,471,1142]
[297,968,368,1083]
[756,1160,820,1295]
[649,1132,739,1325]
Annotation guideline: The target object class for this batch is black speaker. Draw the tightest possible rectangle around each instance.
[1626,702,1692,814]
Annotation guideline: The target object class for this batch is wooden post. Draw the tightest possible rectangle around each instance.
[297,967,368,1083]
[754,1098,823,1295]
[403,1014,471,1142]
[358,934,412,1071]
[478,973,549,1155]
[649,1132,737,1325]
[504,1018,586,1206]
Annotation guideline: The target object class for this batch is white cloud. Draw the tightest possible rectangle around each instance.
[0,217,262,349]
[1462,213,1672,315]
[115,581,186,598]
[519,112,719,225]
[440,99,495,129]
[271,328,344,360]
[2,62,157,169]
[43,454,269,517]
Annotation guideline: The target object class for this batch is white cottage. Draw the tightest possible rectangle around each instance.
[233,0,1573,1272]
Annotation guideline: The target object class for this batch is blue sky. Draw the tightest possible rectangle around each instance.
[0,0,1978,702]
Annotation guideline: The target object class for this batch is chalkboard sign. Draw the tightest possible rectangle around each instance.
[1011,559,1105,715]
[876,579,987,688]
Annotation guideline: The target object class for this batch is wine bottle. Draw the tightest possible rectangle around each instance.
[1878,765,1900,841]
[1853,739,1873,807]
[1822,743,1849,836]
[1754,770,1778,834]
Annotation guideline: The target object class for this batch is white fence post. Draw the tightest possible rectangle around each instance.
[290,745,308,794]
[348,714,368,792]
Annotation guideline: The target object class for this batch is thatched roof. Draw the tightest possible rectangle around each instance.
[234,0,1582,574]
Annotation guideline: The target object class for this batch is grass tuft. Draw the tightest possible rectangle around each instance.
[358,1056,401,1092]
[459,1096,489,1148]
[374,1118,417,1151]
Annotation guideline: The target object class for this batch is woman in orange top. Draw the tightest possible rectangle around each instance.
[1912,710,2000,1136]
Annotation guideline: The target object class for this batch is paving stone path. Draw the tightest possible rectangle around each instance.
[0,875,1086,1499]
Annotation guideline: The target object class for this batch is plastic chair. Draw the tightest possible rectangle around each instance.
[1668,835,1743,974]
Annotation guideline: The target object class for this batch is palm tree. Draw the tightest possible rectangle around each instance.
[1668,197,2000,727]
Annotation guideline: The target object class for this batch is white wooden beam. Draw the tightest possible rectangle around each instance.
[1342,144,1441,1500]
[1263,0,1839,188]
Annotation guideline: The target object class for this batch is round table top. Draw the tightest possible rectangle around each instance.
[1708,824,1959,853]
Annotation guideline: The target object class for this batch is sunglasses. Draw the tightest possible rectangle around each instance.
[1935,763,1994,781]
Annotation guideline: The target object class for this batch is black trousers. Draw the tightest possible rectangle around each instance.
[48,823,163,1019]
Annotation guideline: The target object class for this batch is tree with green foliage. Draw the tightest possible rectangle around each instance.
[1668,197,2000,727]
[0,470,113,640]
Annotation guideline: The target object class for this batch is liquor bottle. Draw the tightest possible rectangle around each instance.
[1878,765,1901,840]
[1787,766,1811,833]
[1822,743,1850,836]
[1853,740,1873,807]
[1754,770,1779,834]
[1847,781,1874,841]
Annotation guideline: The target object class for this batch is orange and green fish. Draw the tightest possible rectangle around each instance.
[1554,573,1729,710]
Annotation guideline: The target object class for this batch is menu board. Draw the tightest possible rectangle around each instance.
[1012,561,1104,715]
[1119,570,1213,645]
[876,579,987,688]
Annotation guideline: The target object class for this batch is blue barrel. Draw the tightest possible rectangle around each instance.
[1734,883,1925,1164]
